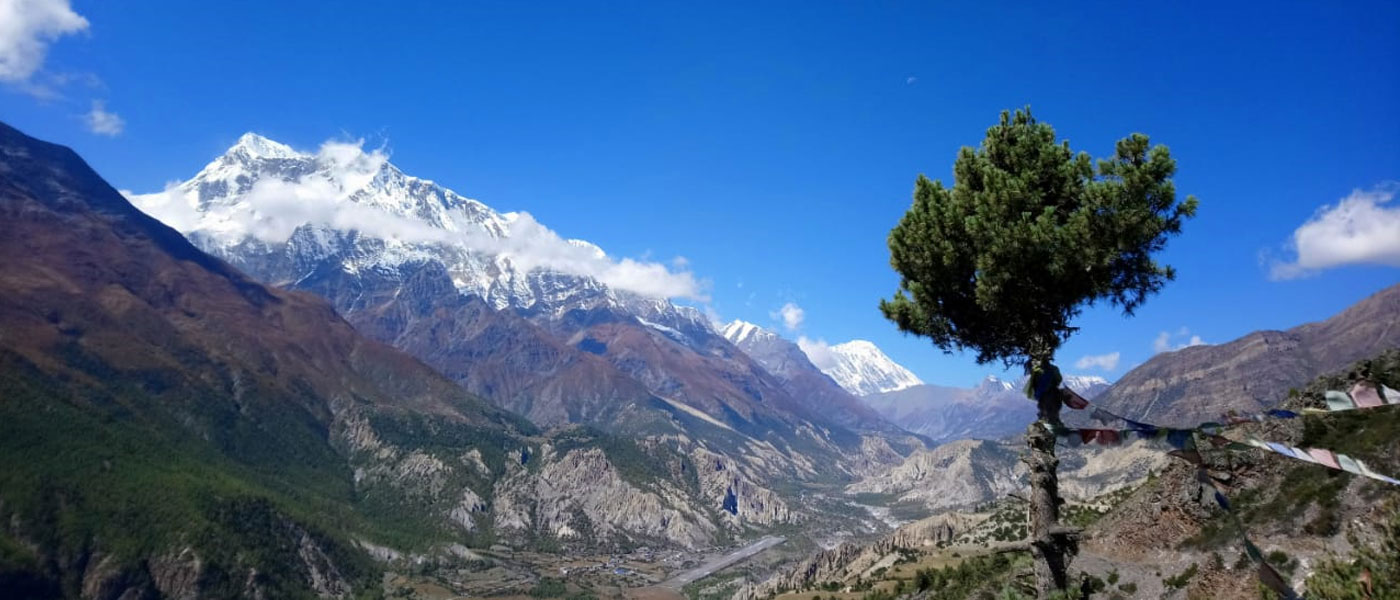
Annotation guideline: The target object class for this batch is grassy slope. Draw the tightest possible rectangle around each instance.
[0,348,394,599]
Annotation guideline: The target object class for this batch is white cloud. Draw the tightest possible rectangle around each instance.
[1153,328,1206,353]
[83,100,122,136]
[491,212,706,300]
[797,336,837,370]
[771,302,804,332]
[1268,185,1400,280]
[906,76,918,85]
[1151,332,1167,352]
[122,183,199,231]
[128,138,708,301]
[0,0,89,83]
[702,305,725,328]
[1074,352,1120,371]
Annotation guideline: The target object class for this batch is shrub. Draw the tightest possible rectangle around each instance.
[1163,564,1198,589]
[1305,502,1400,600]
[530,577,567,598]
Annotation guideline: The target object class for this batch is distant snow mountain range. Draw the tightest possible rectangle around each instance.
[793,330,1110,444]
[717,318,1111,445]
[861,374,1109,445]
[718,321,898,434]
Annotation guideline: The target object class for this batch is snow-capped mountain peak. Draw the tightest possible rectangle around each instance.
[183,135,505,235]
[1008,373,1112,400]
[812,340,923,397]
[229,132,300,160]
[975,375,1015,396]
[720,320,764,345]
[1061,375,1112,399]
[129,134,705,312]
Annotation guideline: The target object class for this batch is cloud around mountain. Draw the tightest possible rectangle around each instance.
[128,136,707,301]
[796,336,837,370]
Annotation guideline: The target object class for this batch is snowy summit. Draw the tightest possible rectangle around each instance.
[811,340,924,397]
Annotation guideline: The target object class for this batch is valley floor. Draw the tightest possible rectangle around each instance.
[382,536,794,600]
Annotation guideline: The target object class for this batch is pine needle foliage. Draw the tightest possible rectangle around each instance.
[880,107,1197,366]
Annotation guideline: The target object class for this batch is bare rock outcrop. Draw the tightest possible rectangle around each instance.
[888,512,981,548]
[693,447,793,525]
[848,440,1023,511]
[494,447,717,548]
[849,439,1165,512]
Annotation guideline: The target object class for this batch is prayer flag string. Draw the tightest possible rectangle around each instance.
[1023,371,1400,598]
[1042,379,1400,485]
[1182,435,1301,600]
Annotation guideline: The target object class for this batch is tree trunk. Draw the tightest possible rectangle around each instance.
[1026,361,1075,598]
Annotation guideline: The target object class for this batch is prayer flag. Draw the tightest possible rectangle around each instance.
[1350,382,1385,408]
[1384,385,1400,404]
[1325,391,1355,411]
[1306,448,1341,470]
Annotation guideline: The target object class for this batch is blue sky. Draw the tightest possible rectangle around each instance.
[3,1,1398,387]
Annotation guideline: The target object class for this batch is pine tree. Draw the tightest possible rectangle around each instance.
[880,107,1197,598]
